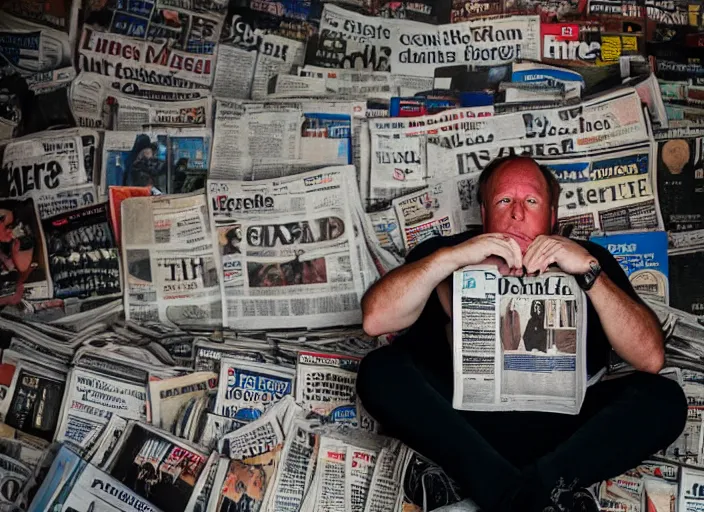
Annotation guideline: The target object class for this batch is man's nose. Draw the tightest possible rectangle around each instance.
[511,201,525,220]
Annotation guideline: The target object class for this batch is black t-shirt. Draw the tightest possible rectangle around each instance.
[399,230,643,377]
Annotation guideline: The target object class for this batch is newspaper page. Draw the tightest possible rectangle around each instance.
[680,466,704,512]
[218,405,284,459]
[30,446,162,512]
[88,414,129,469]
[101,128,211,194]
[148,371,217,433]
[103,422,208,511]
[539,142,663,239]
[367,88,650,204]
[366,207,404,256]
[84,0,225,54]
[42,203,122,300]
[295,351,360,423]
[391,178,474,253]
[70,73,213,130]
[0,197,52,301]
[269,419,320,512]
[78,26,213,89]
[121,192,222,327]
[313,5,539,75]
[214,359,294,421]
[208,166,365,329]
[1,133,90,198]
[210,100,357,181]
[0,13,73,74]
[346,446,377,512]
[363,444,403,512]
[54,366,148,454]
[590,231,670,304]
[33,184,97,219]
[198,412,246,450]
[452,266,588,414]
[311,436,347,512]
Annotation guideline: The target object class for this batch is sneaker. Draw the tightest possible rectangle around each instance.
[541,481,599,512]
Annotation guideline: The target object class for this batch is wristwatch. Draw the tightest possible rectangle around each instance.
[575,260,602,291]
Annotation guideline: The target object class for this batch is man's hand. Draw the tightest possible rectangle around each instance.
[523,235,594,275]
[450,233,523,272]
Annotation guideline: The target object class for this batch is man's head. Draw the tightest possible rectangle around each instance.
[478,156,560,253]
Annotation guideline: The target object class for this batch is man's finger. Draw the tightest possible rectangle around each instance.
[526,238,557,273]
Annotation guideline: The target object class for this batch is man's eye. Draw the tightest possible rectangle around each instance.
[526,198,538,205]
[498,198,510,204]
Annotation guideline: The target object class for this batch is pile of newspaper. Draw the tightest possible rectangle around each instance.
[0,0,703,510]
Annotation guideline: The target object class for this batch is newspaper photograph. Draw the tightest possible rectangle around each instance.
[295,351,360,422]
[102,128,211,194]
[539,142,663,239]
[84,0,225,55]
[452,266,587,414]
[0,197,51,301]
[214,358,294,421]
[656,136,704,252]
[121,192,222,327]
[208,166,365,330]
[104,422,208,512]
[42,202,122,300]
[78,26,213,89]
[0,360,65,442]
[148,371,218,433]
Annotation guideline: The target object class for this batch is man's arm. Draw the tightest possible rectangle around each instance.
[523,235,664,374]
[362,233,523,337]
[586,272,664,374]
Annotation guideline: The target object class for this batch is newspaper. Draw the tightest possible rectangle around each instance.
[310,436,348,511]
[84,0,225,55]
[29,445,161,512]
[346,446,377,512]
[679,466,704,512]
[208,166,365,330]
[213,358,295,421]
[1,132,90,198]
[42,202,122,300]
[391,175,481,253]
[364,443,403,512]
[121,192,222,327]
[101,128,211,194]
[539,142,663,240]
[0,13,73,74]
[452,266,587,414]
[210,100,359,181]
[268,419,320,512]
[54,366,148,454]
[78,26,214,89]
[313,5,539,75]
[32,183,97,219]
[70,72,213,129]
[214,32,305,100]
[148,371,218,433]
[295,351,361,423]
[102,421,209,511]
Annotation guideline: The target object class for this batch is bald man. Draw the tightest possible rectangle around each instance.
[357,156,687,512]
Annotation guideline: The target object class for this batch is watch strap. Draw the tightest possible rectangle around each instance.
[576,260,602,291]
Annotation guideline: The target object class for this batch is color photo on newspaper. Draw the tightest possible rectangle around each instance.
[102,129,211,194]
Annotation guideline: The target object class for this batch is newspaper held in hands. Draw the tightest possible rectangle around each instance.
[452,265,587,414]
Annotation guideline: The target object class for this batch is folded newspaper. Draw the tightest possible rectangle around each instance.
[452,265,587,414]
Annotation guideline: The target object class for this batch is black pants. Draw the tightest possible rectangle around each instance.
[356,338,688,512]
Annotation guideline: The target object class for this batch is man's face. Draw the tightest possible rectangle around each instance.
[481,159,555,254]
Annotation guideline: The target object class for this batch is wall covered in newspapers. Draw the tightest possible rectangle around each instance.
[0,0,702,510]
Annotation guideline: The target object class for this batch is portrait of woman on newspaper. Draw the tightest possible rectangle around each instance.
[0,205,39,305]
